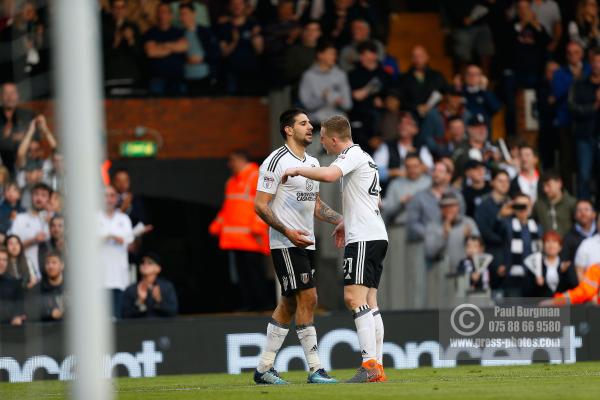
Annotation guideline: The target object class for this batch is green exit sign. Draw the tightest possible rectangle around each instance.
[119,141,157,158]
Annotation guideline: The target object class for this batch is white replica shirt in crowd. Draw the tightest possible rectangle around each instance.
[574,234,600,271]
[99,210,134,290]
[257,145,319,250]
[10,211,50,279]
[330,144,388,245]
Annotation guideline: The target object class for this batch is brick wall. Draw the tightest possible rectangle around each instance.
[24,97,270,159]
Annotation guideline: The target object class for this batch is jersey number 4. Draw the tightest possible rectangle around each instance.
[368,162,380,196]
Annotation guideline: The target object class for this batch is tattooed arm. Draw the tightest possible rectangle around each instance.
[314,193,343,225]
[254,191,314,248]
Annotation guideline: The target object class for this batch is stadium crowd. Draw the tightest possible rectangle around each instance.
[1,0,600,320]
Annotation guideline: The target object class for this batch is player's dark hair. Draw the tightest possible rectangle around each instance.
[279,108,307,139]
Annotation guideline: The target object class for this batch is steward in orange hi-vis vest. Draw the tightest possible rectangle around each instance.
[553,263,600,305]
[209,162,269,255]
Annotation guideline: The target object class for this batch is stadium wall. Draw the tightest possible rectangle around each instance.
[1,307,599,383]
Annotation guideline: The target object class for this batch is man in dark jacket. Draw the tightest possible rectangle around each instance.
[0,246,24,325]
[474,170,512,293]
[122,252,178,318]
[560,200,597,264]
[532,172,576,237]
[568,47,600,205]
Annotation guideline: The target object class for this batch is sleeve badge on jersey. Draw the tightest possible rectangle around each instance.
[306,179,314,191]
[263,175,275,189]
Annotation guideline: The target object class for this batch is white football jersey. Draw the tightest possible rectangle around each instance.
[330,144,388,244]
[257,145,320,250]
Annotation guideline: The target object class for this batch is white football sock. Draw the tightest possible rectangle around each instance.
[353,305,376,362]
[257,320,289,373]
[296,324,322,372]
[372,308,384,365]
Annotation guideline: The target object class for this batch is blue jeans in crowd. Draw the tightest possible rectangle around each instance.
[575,137,600,201]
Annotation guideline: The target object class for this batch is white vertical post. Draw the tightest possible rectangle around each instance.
[52,1,112,399]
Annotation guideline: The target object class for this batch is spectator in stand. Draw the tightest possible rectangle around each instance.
[462,160,491,218]
[283,19,321,92]
[217,0,264,95]
[179,3,219,95]
[530,0,562,56]
[122,252,178,318]
[19,159,44,210]
[406,160,464,307]
[99,185,134,319]
[9,1,49,98]
[47,153,64,193]
[111,168,152,264]
[400,45,448,152]
[262,0,302,88]
[5,234,36,289]
[452,113,500,179]
[568,0,600,54]
[442,0,495,75]
[339,19,385,72]
[38,215,65,273]
[438,116,467,158]
[209,150,272,311]
[574,214,600,283]
[348,41,389,150]
[15,115,56,185]
[474,170,512,294]
[502,0,550,135]
[456,236,495,292]
[298,41,352,124]
[537,61,560,171]
[457,64,501,129]
[561,200,597,265]
[102,0,144,92]
[39,251,67,321]
[0,165,8,195]
[171,0,211,29]
[407,160,465,248]
[373,111,434,186]
[568,47,600,205]
[9,182,51,281]
[509,145,540,202]
[0,183,24,236]
[438,88,467,130]
[321,0,357,47]
[503,192,542,297]
[535,231,578,298]
[142,2,188,95]
[0,83,35,172]
[552,42,590,188]
[532,172,576,237]
[126,0,160,34]
[425,191,480,272]
[0,246,24,326]
[511,0,550,87]
[382,152,431,225]
[377,89,402,142]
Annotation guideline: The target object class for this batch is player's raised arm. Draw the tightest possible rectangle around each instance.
[254,191,314,248]
[282,165,343,184]
[314,193,343,225]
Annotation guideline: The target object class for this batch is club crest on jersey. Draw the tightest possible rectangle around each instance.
[306,179,314,191]
[263,176,275,189]
[300,273,310,284]
[282,276,288,291]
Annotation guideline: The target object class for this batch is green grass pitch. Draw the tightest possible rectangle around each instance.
[2,362,600,400]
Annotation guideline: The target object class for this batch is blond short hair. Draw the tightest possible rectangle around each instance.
[321,115,352,140]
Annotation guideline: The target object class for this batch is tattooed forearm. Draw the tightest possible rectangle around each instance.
[256,203,288,235]
[315,196,343,225]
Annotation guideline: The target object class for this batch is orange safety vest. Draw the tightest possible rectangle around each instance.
[553,263,600,305]
[209,162,270,255]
